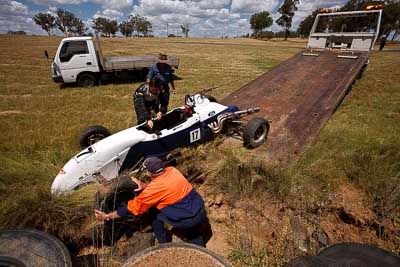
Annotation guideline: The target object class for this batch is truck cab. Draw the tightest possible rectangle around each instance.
[52,37,100,85]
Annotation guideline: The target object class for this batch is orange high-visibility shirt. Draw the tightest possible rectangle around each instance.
[127,167,193,215]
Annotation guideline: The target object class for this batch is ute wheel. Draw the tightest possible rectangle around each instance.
[77,73,97,87]
[243,117,269,148]
[79,125,111,148]
[0,229,72,267]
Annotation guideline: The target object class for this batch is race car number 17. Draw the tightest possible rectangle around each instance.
[190,129,201,143]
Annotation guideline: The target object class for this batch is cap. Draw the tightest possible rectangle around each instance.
[143,157,164,175]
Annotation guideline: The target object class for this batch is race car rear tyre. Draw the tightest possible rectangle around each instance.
[204,95,218,103]
[243,117,269,148]
[0,229,72,267]
[79,125,111,148]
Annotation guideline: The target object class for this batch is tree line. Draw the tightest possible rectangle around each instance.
[33,8,153,37]
[250,0,400,40]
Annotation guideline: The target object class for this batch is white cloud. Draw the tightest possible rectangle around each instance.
[292,0,346,30]
[231,0,280,14]
[93,8,123,20]
[1,0,350,37]
[0,0,46,34]
[30,0,133,11]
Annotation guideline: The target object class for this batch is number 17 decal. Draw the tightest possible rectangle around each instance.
[190,129,201,143]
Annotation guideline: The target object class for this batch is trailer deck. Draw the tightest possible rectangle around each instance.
[222,49,369,164]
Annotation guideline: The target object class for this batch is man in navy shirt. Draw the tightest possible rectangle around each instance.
[147,54,176,113]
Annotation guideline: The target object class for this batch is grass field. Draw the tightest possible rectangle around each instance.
[0,35,399,265]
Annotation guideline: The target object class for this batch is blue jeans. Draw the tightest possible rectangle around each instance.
[149,207,207,246]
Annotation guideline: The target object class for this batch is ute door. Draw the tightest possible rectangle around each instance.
[56,40,97,83]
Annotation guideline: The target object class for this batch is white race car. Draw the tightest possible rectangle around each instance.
[51,94,269,194]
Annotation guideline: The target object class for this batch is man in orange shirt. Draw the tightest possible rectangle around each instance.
[94,157,207,246]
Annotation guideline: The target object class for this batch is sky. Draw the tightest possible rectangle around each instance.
[0,0,348,37]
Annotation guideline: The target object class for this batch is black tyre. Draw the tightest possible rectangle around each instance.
[0,229,72,267]
[94,176,143,246]
[204,95,218,103]
[243,117,269,148]
[77,73,97,87]
[95,176,139,213]
[79,125,111,148]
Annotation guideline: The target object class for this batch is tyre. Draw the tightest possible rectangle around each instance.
[77,73,97,87]
[95,176,139,213]
[94,176,141,246]
[204,95,218,103]
[243,117,269,148]
[79,125,111,148]
[0,229,72,267]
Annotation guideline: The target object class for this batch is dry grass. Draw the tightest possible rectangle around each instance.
[1,35,399,265]
[0,35,301,236]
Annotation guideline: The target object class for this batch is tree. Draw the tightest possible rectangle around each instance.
[33,13,55,36]
[339,1,400,38]
[181,24,190,38]
[129,14,152,37]
[276,0,299,40]
[119,21,134,37]
[297,9,320,37]
[55,8,77,36]
[92,17,118,37]
[71,18,87,36]
[250,11,273,35]
[381,1,400,40]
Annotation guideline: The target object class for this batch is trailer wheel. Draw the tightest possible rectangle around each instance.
[77,73,97,87]
[0,229,72,267]
[80,125,111,148]
[243,117,269,148]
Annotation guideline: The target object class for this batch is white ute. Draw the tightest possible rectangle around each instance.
[45,37,179,87]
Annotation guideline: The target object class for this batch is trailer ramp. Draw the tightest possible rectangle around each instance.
[222,49,369,164]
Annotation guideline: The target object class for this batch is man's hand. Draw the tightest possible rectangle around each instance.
[156,112,162,120]
[131,177,147,192]
[147,120,154,129]
[172,88,176,94]
[94,209,107,221]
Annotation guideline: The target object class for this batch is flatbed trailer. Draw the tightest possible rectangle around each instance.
[222,9,382,164]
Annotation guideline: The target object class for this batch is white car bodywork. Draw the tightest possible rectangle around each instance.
[51,95,231,194]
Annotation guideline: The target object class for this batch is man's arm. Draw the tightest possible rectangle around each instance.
[147,65,155,82]
[134,93,151,123]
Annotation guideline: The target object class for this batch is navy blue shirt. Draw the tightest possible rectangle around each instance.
[147,63,174,90]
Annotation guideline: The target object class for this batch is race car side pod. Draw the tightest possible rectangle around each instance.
[208,107,260,134]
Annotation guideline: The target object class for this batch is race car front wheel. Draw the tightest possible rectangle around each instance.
[79,125,111,148]
[243,117,269,148]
